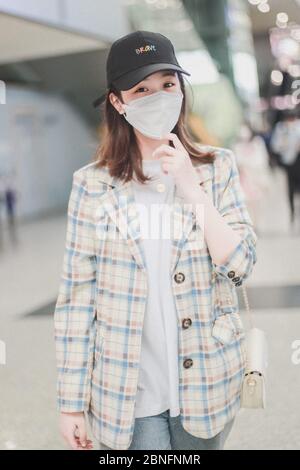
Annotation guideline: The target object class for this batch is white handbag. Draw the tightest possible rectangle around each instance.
[240,285,268,409]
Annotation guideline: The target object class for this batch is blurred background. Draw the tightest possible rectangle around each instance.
[0,0,300,450]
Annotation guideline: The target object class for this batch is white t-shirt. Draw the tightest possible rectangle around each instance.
[131,159,180,418]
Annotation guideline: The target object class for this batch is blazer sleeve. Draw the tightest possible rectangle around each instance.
[211,148,258,285]
[54,169,97,412]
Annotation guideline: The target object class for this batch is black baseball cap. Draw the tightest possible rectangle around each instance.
[92,30,190,108]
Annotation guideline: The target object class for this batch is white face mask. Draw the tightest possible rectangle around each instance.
[122,90,183,140]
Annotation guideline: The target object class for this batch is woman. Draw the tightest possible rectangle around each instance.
[54,31,258,451]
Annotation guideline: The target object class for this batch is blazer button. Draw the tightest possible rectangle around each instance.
[232,276,240,282]
[227,270,235,279]
[183,358,193,369]
[182,318,192,329]
[156,182,166,193]
[235,280,242,286]
[174,272,185,283]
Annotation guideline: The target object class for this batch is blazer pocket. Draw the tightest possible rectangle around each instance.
[212,312,245,345]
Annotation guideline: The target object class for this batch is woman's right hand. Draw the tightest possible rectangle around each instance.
[59,411,93,450]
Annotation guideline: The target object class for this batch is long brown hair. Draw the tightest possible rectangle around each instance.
[92,72,216,184]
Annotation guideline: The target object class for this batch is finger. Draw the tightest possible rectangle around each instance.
[152,145,176,159]
[75,437,93,443]
[75,437,93,445]
[153,148,176,161]
[75,438,93,450]
[77,422,88,448]
[159,156,176,164]
[160,157,174,174]
[74,436,93,448]
[74,437,93,450]
[64,429,80,450]
[161,163,173,174]
[165,133,186,152]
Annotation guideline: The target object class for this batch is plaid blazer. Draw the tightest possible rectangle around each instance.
[54,145,258,450]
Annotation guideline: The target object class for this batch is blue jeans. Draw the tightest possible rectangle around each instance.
[98,410,235,450]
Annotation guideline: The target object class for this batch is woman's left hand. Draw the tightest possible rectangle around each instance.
[152,132,201,197]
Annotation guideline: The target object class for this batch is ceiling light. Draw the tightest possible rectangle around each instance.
[291,28,300,41]
[271,70,283,85]
[258,3,270,13]
[277,12,289,23]
[288,64,300,77]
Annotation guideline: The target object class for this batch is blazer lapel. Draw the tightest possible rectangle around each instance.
[96,170,147,270]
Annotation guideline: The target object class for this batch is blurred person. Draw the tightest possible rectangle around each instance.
[270,111,300,223]
[259,120,275,168]
[232,124,272,231]
[4,171,18,245]
[54,31,257,451]
[0,170,19,246]
[0,173,5,248]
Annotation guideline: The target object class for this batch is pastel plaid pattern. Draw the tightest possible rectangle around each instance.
[54,145,257,449]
